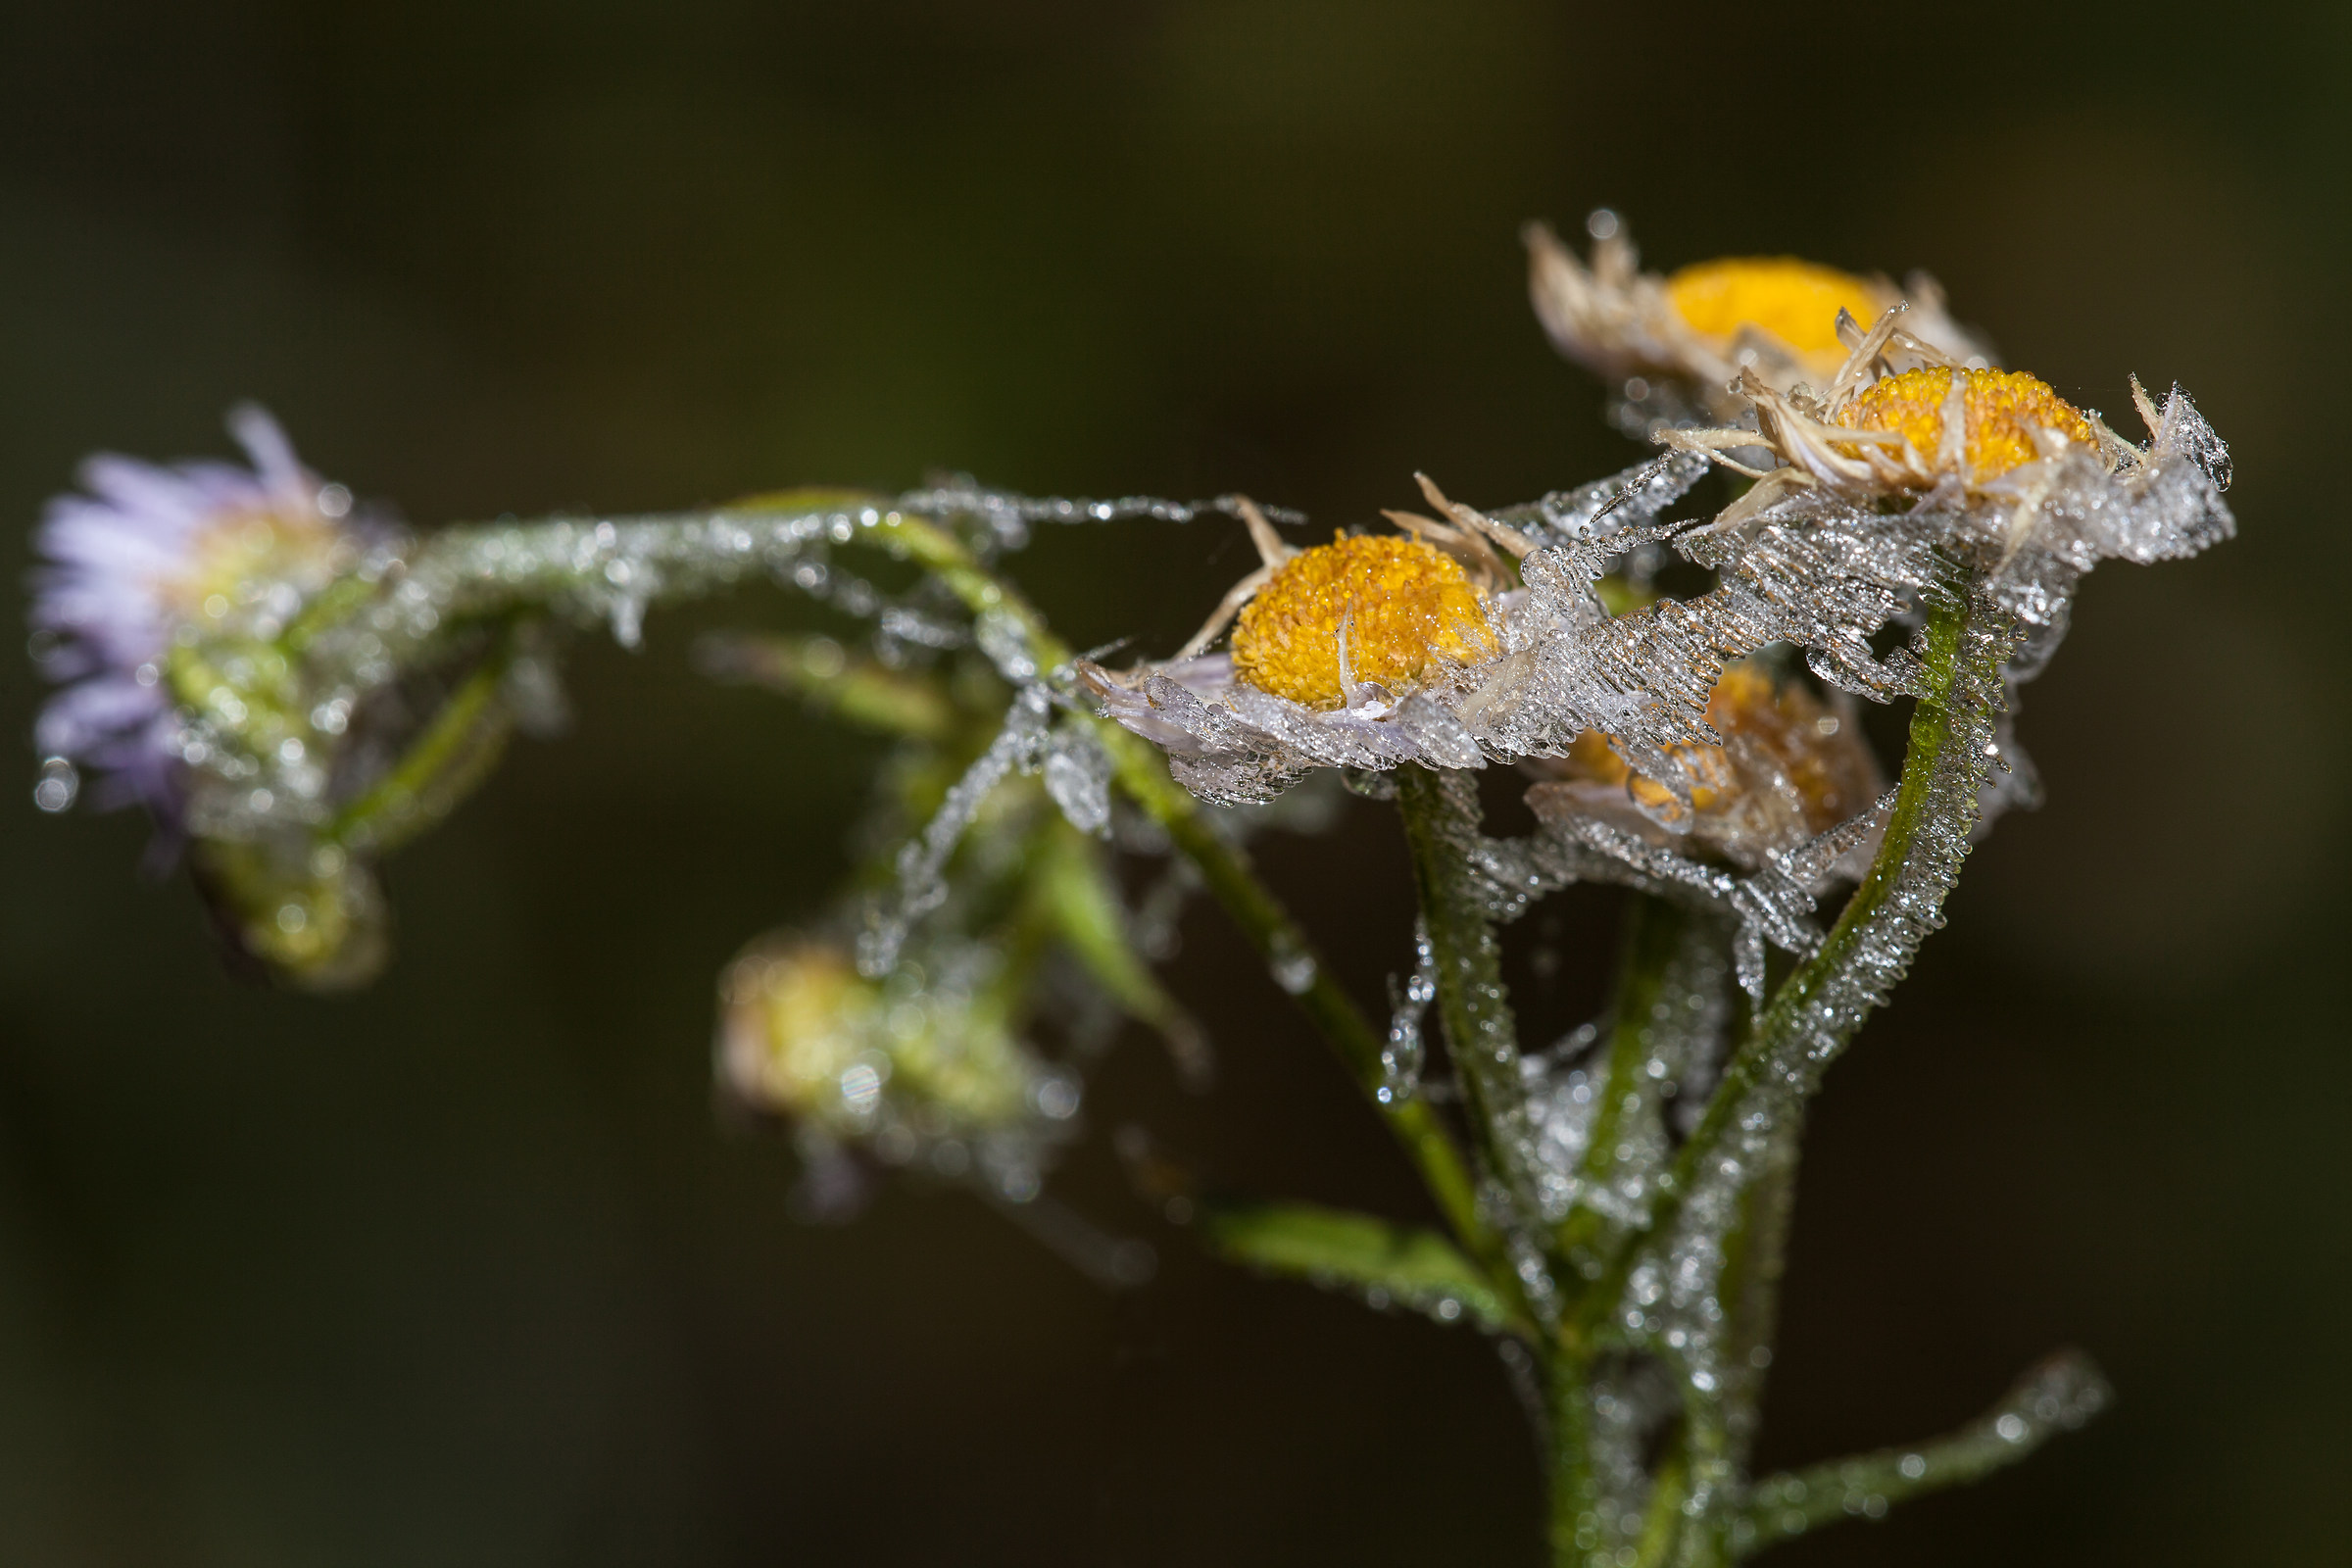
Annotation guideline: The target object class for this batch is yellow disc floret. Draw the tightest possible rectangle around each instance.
[167,506,347,623]
[1230,534,1494,709]
[1836,367,2100,485]
[1666,258,1884,360]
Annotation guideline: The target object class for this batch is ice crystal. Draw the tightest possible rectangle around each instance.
[1616,588,2021,1450]
[1041,723,1114,837]
[858,685,1130,977]
[1379,918,1437,1105]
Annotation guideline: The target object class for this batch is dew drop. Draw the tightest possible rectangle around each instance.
[31,758,78,813]
[1269,944,1317,996]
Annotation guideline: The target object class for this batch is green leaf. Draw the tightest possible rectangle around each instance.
[1199,1201,1510,1332]
[696,631,957,741]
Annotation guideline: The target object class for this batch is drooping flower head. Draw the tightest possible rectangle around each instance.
[29,406,359,821]
[1526,659,1883,874]
[1524,213,1992,431]
[718,935,1080,1205]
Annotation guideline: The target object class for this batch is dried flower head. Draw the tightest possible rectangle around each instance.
[29,406,359,820]
[1078,480,1549,805]
[1091,298,2228,830]
[1654,306,2186,531]
[1524,214,1991,429]
[1525,659,1883,873]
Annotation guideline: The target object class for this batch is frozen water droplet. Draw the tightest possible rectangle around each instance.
[997,1167,1041,1203]
[1043,726,1112,836]
[974,609,1037,681]
[861,688,1052,975]
[1380,917,1436,1103]
[1033,1072,1081,1121]
[32,757,78,813]
[838,1061,883,1112]
[1269,942,1317,996]
[609,591,647,649]
[1734,922,1768,1003]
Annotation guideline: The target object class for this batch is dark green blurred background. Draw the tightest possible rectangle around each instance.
[2,3,2343,1563]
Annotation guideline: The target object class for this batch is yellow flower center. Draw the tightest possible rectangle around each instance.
[1835,367,2099,484]
[165,507,346,622]
[720,941,1035,1129]
[726,944,870,1102]
[1665,258,1883,359]
[1230,534,1494,710]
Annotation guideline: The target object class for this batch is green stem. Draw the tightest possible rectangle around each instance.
[1633,1441,1690,1568]
[1395,764,1546,1322]
[1547,1348,1604,1568]
[1029,816,1212,1086]
[324,629,516,853]
[1737,1350,2110,1554]
[1555,895,1692,1269]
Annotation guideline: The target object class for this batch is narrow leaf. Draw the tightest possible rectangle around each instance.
[1200,1200,1508,1332]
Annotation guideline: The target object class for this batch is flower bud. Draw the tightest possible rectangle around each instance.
[716,937,1077,1200]
[189,836,389,991]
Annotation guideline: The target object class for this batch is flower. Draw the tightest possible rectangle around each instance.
[29,406,358,820]
[717,935,1080,1201]
[1651,307,2228,546]
[1524,213,1991,430]
[1835,367,2100,486]
[1231,532,1498,708]
[1689,355,2116,499]
[1524,659,1884,874]
[1091,315,2229,821]
[1079,458,1731,805]
[1078,478,1541,805]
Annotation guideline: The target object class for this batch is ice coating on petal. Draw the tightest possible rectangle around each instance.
[1042,723,1114,837]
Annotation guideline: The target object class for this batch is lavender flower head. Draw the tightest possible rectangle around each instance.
[29,406,358,823]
